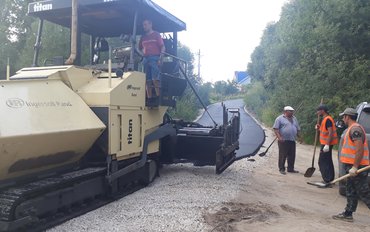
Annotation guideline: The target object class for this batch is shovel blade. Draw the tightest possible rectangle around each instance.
[307,181,328,188]
[304,167,315,177]
[258,152,266,157]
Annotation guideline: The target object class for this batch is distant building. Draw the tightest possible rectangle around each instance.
[234,71,250,85]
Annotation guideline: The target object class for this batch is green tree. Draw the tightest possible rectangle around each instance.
[213,80,228,96]
[225,79,239,95]
[247,0,370,142]
[17,21,71,69]
[0,0,34,78]
[168,43,201,120]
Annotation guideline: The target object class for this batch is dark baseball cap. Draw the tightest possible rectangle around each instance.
[316,104,328,112]
[339,108,357,117]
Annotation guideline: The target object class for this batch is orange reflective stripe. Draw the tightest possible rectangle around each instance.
[319,116,338,145]
[340,123,369,165]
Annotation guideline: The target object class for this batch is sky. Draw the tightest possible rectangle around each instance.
[153,0,289,83]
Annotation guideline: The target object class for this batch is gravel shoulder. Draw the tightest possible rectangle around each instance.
[49,157,259,232]
[49,111,370,232]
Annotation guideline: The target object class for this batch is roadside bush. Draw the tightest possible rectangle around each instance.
[243,81,268,117]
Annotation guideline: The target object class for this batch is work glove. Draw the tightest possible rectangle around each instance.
[348,167,358,177]
[323,145,330,153]
[315,124,320,130]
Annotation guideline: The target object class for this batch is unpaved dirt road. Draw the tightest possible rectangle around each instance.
[203,128,370,232]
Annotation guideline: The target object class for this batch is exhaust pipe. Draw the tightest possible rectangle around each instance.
[65,0,78,65]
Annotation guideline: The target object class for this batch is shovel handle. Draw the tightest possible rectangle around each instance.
[265,137,277,152]
[311,98,323,167]
[331,165,370,184]
[312,128,319,166]
[311,117,320,167]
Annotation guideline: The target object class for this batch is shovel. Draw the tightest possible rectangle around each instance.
[307,165,370,188]
[304,128,318,177]
[304,99,323,177]
[258,137,277,157]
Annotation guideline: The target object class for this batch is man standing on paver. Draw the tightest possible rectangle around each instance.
[316,104,338,184]
[273,106,301,175]
[332,108,370,222]
[139,19,165,100]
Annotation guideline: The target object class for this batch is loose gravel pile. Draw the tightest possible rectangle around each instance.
[49,157,268,232]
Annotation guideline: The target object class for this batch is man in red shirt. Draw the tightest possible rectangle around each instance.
[139,19,165,99]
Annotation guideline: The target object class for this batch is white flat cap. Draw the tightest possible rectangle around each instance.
[284,106,294,111]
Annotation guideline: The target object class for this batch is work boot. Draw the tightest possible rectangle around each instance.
[287,170,299,173]
[332,212,353,222]
[279,170,286,175]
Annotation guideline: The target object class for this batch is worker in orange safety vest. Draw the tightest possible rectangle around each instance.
[332,107,370,222]
[315,104,338,183]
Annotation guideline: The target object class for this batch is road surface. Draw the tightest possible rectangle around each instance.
[196,98,265,159]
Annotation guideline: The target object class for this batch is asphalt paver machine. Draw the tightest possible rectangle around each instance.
[0,0,240,231]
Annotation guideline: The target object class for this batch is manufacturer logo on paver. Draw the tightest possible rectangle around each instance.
[6,98,25,108]
[5,98,72,108]
[127,85,141,90]
[127,119,133,144]
[33,2,53,12]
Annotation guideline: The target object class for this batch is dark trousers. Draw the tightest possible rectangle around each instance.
[318,145,335,182]
[344,164,370,212]
[278,140,296,172]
